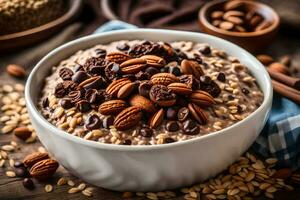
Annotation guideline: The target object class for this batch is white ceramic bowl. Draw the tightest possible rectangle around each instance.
[25,29,272,191]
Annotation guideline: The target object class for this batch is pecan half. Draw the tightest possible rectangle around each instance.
[99,100,127,115]
[29,159,59,181]
[23,152,49,168]
[188,103,208,125]
[106,52,131,64]
[181,59,204,79]
[114,106,142,130]
[149,108,164,128]
[150,73,178,86]
[117,82,135,99]
[167,82,192,95]
[129,94,156,113]
[106,78,131,96]
[150,85,176,107]
[190,90,215,106]
[140,55,166,68]
[119,57,147,74]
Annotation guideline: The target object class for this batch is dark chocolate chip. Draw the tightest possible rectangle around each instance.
[68,90,83,103]
[122,139,132,145]
[166,107,178,120]
[85,89,99,104]
[145,67,159,76]
[84,76,107,90]
[59,68,74,80]
[200,80,221,97]
[105,63,121,81]
[42,97,49,108]
[135,71,151,80]
[59,98,73,109]
[72,71,89,83]
[169,66,181,76]
[139,127,153,138]
[14,161,24,168]
[77,100,91,112]
[166,121,179,132]
[54,83,66,98]
[217,72,226,82]
[164,137,175,143]
[117,43,130,51]
[95,48,107,58]
[193,53,203,64]
[85,114,101,130]
[178,107,189,122]
[74,64,84,72]
[182,119,200,135]
[228,95,234,101]
[23,178,35,190]
[138,81,152,98]
[199,45,211,55]
[242,88,249,95]
[200,75,212,84]
[102,116,114,129]
[15,167,29,177]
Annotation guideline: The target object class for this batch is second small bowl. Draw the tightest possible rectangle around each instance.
[198,0,280,53]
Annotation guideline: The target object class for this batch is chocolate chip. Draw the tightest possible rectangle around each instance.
[135,71,151,80]
[85,114,101,130]
[117,43,130,51]
[200,75,212,84]
[72,71,89,83]
[199,45,211,55]
[149,85,176,104]
[193,53,203,64]
[95,48,107,58]
[76,100,91,112]
[54,83,66,98]
[122,139,132,145]
[179,74,193,88]
[145,67,159,76]
[59,98,73,109]
[139,127,153,138]
[84,76,107,90]
[85,89,99,104]
[59,67,74,80]
[200,80,221,97]
[23,178,35,190]
[74,64,84,72]
[178,107,189,122]
[242,87,249,95]
[14,161,24,168]
[182,119,200,135]
[217,72,226,82]
[15,167,29,177]
[102,116,114,129]
[228,95,235,100]
[169,66,181,76]
[166,121,179,132]
[42,97,49,108]
[105,63,121,81]
[138,81,152,98]
[68,90,83,103]
[166,107,178,120]
[123,74,136,81]
[164,137,175,143]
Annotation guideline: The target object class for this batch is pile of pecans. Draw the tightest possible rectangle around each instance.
[210,0,271,32]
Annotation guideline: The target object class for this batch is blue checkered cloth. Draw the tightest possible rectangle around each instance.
[94,20,300,170]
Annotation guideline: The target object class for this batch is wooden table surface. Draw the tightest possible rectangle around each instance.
[0,18,300,200]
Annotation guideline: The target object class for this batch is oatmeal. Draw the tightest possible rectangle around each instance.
[39,40,263,145]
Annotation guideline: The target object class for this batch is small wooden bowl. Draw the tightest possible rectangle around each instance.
[0,0,82,53]
[198,0,280,53]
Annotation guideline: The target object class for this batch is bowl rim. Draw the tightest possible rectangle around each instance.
[198,0,280,37]
[25,29,272,152]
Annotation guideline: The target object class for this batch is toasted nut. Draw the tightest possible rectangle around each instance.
[6,64,26,78]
